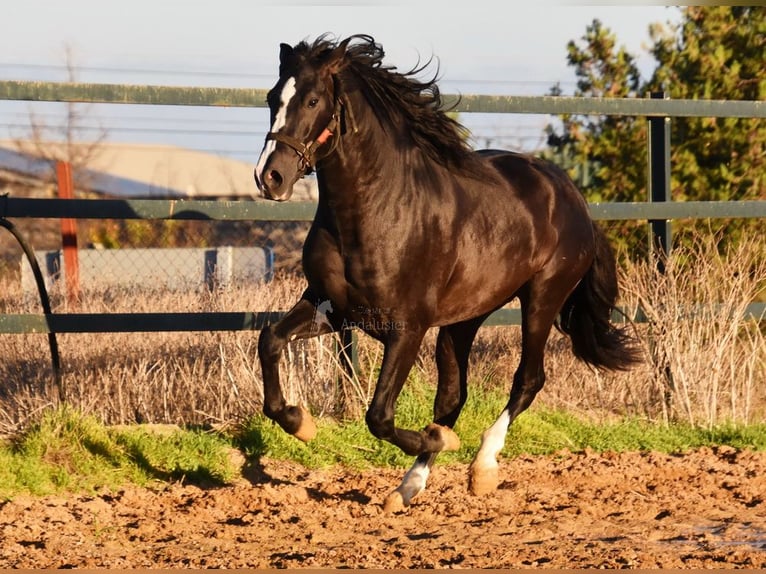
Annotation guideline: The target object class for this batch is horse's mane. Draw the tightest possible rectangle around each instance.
[293,34,489,179]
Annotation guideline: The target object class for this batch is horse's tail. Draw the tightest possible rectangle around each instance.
[557,223,641,371]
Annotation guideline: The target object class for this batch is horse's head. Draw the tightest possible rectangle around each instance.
[254,38,349,201]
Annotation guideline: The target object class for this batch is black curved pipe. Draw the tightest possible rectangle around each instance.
[0,217,62,401]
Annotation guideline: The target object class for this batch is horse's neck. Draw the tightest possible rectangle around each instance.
[317,106,400,219]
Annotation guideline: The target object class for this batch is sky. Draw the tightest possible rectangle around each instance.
[0,1,682,160]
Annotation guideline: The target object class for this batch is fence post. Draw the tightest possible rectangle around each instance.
[646,93,675,420]
[334,328,360,416]
[56,161,80,305]
[340,328,359,377]
[647,91,672,270]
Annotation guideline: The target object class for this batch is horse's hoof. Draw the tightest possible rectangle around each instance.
[469,463,498,496]
[292,406,317,442]
[383,490,406,513]
[426,424,460,452]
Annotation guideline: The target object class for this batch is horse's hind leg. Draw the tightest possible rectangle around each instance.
[365,328,459,456]
[469,270,581,495]
[384,317,485,512]
[258,292,334,441]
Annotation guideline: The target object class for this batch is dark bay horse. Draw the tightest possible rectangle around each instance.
[254,34,639,511]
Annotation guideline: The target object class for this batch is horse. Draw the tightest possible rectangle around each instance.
[253,34,639,511]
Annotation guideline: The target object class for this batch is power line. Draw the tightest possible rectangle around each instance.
[0,111,262,125]
[0,121,551,141]
[0,111,552,134]
[0,123,263,137]
[0,62,274,81]
[0,62,578,88]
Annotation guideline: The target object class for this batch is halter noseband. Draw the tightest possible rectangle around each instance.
[265,82,353,175]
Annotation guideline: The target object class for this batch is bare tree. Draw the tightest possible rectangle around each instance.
[12,44,109,193]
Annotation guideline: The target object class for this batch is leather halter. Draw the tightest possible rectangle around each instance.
[265,82,353,175]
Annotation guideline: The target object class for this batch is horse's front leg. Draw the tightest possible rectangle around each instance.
[258,295,334,442]
[365,328,461,457]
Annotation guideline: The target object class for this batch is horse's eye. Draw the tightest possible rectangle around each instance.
[307,97,319,109]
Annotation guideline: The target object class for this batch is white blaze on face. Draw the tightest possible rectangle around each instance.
[255,76,297,185]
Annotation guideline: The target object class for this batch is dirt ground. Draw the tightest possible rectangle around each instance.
[2,446,766,569]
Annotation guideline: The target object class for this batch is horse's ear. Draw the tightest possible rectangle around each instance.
[279,43,294,73]
[279,43,294,63]
[325,37,351,75]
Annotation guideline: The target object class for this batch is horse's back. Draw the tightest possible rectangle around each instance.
[479,149,584,200]
[478,149,593,238]
[426,150,595,325]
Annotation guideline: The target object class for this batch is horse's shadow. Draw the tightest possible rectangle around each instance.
[239,456,291,486]
[236,423,372,503]
[306,485,372,505]
[238,455,371,504]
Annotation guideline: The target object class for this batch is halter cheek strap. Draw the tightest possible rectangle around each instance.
[266,93,351,175]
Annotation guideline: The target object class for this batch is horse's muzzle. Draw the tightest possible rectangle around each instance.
[254,166,293,202]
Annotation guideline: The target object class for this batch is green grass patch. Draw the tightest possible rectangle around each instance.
[236,408,766,470]
[0,407,236,500]
[235,379,766,468]
[4,382,766,499]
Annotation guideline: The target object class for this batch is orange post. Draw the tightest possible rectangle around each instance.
[56,161,80,305]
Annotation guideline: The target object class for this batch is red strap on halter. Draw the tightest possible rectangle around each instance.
[316,128,334,145]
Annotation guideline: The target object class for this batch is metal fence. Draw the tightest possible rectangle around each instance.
[0,81,765,379]
[2,196,765,334]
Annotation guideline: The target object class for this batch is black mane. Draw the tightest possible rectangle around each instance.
[293,34,488,178]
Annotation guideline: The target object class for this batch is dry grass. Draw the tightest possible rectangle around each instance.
[620,234,766,427]
[1,233,764,437]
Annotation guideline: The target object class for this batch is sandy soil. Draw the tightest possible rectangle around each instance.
[2,446,766,569]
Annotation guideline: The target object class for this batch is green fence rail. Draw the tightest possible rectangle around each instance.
[0,312,283,334]
[2,80,766,118]
[4,196,766,222]
[2,305,764,335]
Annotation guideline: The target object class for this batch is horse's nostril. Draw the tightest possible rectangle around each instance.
[268,169,283,188]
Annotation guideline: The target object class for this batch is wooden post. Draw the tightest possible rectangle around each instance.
[56,161,80,305]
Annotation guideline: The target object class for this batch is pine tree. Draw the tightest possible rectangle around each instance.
[650,6,766,204]
[545,7,765,258]
[542,19,649,257]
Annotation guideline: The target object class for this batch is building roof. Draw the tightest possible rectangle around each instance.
[0,141,318,200]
